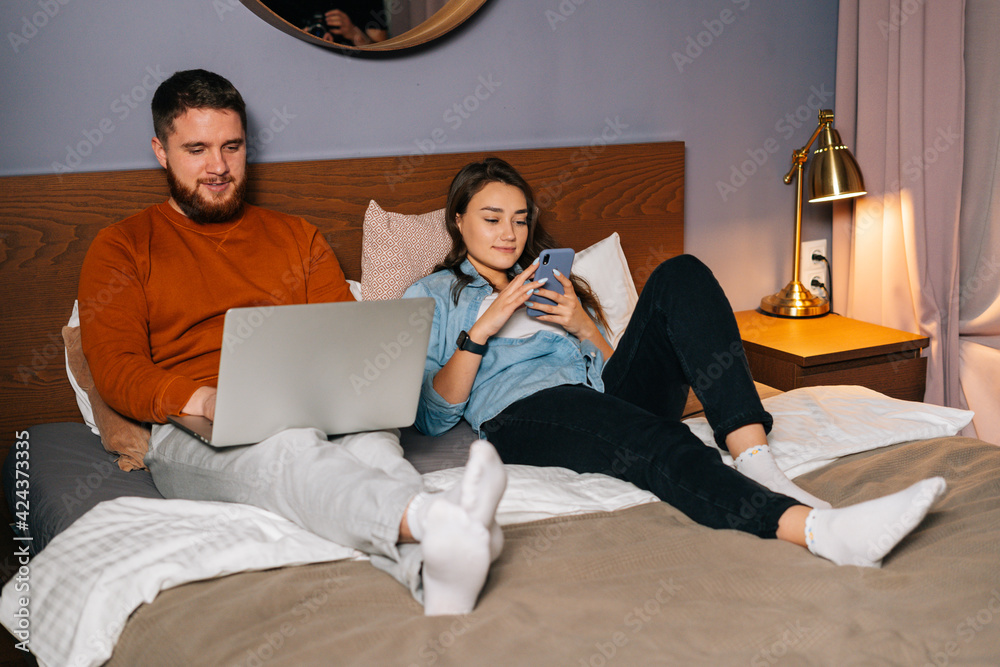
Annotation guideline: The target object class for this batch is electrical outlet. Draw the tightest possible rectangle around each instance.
[800,239,828,293]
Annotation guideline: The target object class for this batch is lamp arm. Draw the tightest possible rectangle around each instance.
[782,110,835,184]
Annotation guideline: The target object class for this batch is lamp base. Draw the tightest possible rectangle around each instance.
[759,280,830,318]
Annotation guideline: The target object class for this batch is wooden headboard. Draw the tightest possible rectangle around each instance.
[0,141,684,458]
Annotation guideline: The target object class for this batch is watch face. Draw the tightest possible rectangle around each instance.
[457,330,485,354]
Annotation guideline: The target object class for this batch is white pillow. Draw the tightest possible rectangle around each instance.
[572,232,638,348]
[66,301,99,435]
[347,279,363,301]
[684,385,975,478]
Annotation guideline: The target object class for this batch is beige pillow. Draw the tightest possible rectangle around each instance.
[62,326,151,471]
[360,200,450,300]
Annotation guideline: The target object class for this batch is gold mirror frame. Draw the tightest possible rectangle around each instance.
[239,0,489,53]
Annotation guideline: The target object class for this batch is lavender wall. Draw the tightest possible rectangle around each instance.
[0,0,840,309]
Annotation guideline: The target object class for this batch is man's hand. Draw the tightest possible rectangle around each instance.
[182,386,217,421]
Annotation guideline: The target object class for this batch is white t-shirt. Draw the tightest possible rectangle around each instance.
[476,293,569,339]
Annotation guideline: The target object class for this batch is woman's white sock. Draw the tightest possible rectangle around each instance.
[733,444,832,509]
[805,476,947,567]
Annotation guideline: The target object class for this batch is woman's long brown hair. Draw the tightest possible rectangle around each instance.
[434,157,609,332]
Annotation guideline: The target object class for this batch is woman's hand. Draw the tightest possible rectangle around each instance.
[466,262,546,343]
[528,270,614,357]
[432,262,547,404]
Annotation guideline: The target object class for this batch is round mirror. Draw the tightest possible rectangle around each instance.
[239,0,489,52]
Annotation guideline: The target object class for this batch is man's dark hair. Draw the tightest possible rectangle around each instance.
[151,69,247,144]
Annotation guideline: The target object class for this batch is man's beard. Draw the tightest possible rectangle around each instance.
[165,164,247,224]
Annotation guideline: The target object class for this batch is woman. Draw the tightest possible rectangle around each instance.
[403,157,945,567]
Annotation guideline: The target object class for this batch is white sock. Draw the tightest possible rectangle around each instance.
[734,445,832,509]
[805,477,947,567]
[443,440,507,561]
[421,500,491,616]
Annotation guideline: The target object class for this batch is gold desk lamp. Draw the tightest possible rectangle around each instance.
[760,109,866,317]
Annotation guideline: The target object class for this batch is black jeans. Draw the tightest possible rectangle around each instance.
[481,255,799,537]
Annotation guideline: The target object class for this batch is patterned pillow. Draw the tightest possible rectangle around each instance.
[360,201,450,300]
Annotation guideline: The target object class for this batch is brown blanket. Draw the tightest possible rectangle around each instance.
[108,436,1000,666]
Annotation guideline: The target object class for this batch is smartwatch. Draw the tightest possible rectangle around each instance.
[456,330,488,356]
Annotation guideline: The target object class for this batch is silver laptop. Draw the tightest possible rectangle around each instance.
[168,298,434,447]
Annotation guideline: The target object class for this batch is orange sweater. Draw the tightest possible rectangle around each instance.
[79,202,354,423]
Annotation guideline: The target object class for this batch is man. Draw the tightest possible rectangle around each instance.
[78,69,505,615]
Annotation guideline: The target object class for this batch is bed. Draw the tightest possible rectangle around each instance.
[1,142,999,666]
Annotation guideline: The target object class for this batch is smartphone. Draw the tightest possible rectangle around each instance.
[527,248,575,317]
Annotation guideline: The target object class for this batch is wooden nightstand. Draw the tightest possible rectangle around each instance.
[734,310,930,402]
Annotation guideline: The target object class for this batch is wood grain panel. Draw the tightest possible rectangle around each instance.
[0,142,684,456]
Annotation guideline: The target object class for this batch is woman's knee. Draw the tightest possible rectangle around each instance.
[638,255,720,311]
[648,254,713,288]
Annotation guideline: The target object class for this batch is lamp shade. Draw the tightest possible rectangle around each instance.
[807,126,866,202]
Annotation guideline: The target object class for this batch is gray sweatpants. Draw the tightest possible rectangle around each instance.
[146,424,426,601]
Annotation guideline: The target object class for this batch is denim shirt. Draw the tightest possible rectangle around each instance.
[403,259,607,436]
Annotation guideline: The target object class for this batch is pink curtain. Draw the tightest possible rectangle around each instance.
[833,1,971,427]
[957,0,1000,444]
[835,0,1000,444]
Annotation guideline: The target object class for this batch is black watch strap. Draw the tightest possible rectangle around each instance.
[456,330,488,355]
